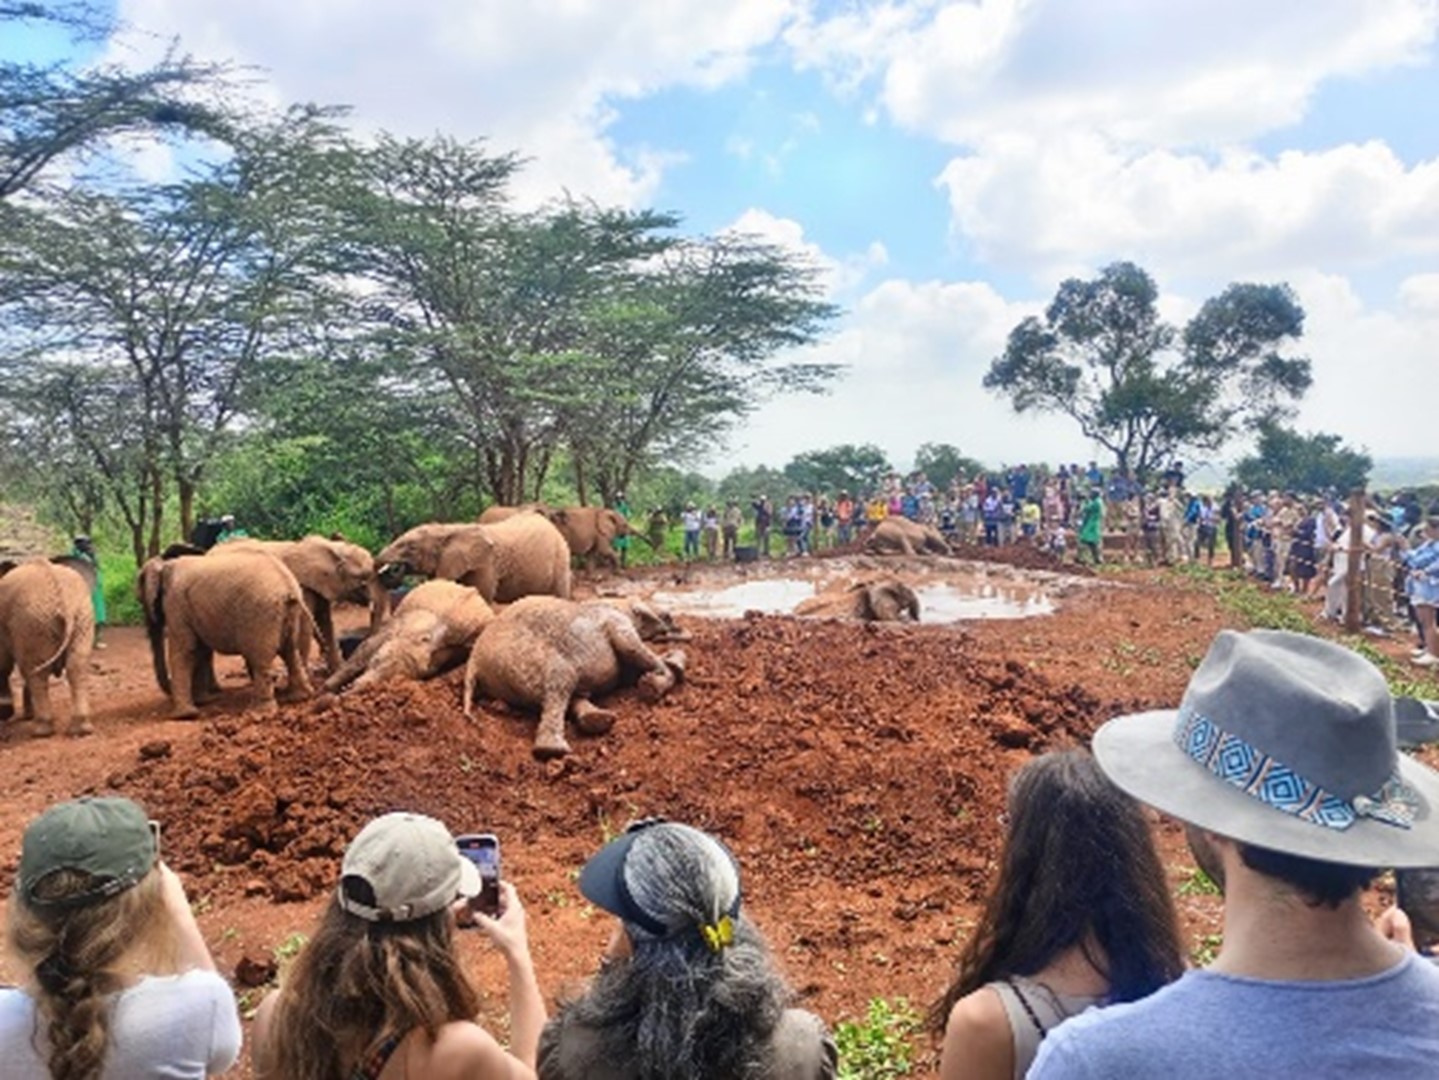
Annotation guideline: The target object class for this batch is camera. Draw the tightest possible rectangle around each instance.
[456,833,501,918]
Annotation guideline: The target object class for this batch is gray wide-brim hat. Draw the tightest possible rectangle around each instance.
[1095,629,1439,868]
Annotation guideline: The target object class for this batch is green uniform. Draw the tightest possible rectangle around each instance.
[70,545,106,625]
[1079,496,1104,546]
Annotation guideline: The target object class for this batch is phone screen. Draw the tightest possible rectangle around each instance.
[456,834,501,918]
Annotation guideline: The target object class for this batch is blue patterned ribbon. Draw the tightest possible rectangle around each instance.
[1174,710,1418,831]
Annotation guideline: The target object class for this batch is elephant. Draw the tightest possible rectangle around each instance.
[462,596,689,760]
[218,536,390,672]
[376,515,571,604]
[139,549,315,718]
[324,580,493,692]
[864,518,953,557]
[480,504,644,570]
[794,578,921,623]
[0,559,95,737]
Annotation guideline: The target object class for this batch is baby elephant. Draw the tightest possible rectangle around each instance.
[795,578,921,623]
[325,580,492,693]
[463,597,688,760]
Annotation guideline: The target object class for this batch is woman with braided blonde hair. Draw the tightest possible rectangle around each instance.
[1,797,240,1079]
[539,820,836,1080]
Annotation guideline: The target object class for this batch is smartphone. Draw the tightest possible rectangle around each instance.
[1396,868,1439,950]
[456,833,501,918]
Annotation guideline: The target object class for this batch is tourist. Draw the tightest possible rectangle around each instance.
[646,507,669,560]
[1,796,242,1077]
[681,503,702,561]
[1020,498,1041,542]
[1286,500,1319,594]
[751,496,772,558]
[930,751,1183,1080]
[1195,494,1218,566]
[996,491,1017,546]
[701,506,720,561]
[834,490,855,546]
[253,812,544,1078]
[612,493,632,569]
[1403,508,1439,666]
[68,534,106,648]
[982,490,1001,547]
[782,497,803,558]
[866,492,889,534]
[960,486,980,546]
[1030,630,1439,1077]
[721,498,743,561]
[539,819,836,1079]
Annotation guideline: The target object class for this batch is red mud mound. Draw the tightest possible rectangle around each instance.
[109,619,1118,925]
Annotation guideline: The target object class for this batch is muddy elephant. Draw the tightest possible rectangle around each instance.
[463,596,689,759]
[377,515,571,604]
[325,580,493,692]
[0,560,95,737]
[795,578,921,623]
[480,504,645,570]
[865,518,952,557]
[139,549,314,718]
[218,536,389,672]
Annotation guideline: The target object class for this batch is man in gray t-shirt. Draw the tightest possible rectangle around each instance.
[1032,630,1439,1078]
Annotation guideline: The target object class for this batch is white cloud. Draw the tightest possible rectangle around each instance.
[937,133,1439,276]
[110,0,799,206]
[1399,272,1439,313]
[723,208,889,296]
[792,0,1438,146]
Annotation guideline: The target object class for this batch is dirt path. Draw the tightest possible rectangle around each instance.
[0,560,1422,1074]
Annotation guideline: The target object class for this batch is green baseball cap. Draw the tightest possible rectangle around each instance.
[18,797,158,908]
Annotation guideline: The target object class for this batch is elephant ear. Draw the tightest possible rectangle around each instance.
[0,559,16,579]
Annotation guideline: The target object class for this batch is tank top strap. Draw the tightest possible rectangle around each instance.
[989,977,1105,1080]
[350,1031,406,1080]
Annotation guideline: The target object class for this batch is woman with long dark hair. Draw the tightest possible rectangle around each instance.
[2,797,240,1079]
[252,812,544,1080]
[540,820,835,1080]
[929,750,1184,1079]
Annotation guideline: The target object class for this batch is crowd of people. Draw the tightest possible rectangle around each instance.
[4,628,1438,1078]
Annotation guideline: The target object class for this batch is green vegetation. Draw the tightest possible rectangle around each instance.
[835,997,922,1080]
[1177,867,1221,897]
[1191,932,1224,967]
[985,261,1310,484]
[1234,420,1372,494]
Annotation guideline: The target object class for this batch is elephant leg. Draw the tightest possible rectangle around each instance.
[169,627,201,719]
[0,651,14,722]
[244,650,279,714]
[533,662,577,760]
[278,643,314,703]
[193,646,220,704]
[66,637,94,736]
[570,698,616,735]
[24,669,55,737]
[607,622,676,703]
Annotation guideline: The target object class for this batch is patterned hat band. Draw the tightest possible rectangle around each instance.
[1175,710,1420,831]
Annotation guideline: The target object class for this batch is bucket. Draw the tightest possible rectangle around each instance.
[734,545,759,564]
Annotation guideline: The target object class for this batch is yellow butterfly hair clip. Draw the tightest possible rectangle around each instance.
[700,915,734,953]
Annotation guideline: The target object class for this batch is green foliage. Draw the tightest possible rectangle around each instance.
[1191,932,1224,967]
[912,442,987,492]
[985,262,1309,483]
[783,443,893,496]
[1233,420,1372,494]
[1177,867,1221,897]
[835,998,921,1080]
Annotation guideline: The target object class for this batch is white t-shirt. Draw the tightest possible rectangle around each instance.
[0,969,242,1079]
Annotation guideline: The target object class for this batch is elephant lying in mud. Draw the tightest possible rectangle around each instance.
[865,518,952,557]
[219,536,389,672]
[324,580,493,692]
[481,504,644,570]
[139,549,314,718]
[0,559,95,737]
[377,514,571,604]
[463,597,689,760]
[794,578,921,623]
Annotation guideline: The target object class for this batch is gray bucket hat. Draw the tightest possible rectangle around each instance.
[1094,630,1439,868]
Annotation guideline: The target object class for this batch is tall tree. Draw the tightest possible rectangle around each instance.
[984,262,1310,483]
[912,442,986,492]
[1,3,232,202]
[1233,420,1372,494]
[783,443,892,496]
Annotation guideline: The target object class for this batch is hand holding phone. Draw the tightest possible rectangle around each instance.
[456,833,501,919]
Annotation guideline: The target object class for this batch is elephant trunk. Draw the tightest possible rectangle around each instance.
[367,576,391,631]
[324,625,389,692]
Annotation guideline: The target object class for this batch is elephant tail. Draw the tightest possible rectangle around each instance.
[30,568,79,677]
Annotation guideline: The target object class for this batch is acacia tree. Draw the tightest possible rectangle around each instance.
[1,3,232,202]
[0,108,348,546]
[984,262,1311,483]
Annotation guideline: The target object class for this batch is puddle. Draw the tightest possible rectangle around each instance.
[652,576,1053,623]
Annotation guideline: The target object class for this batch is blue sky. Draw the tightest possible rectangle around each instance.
[10,0,1439,474]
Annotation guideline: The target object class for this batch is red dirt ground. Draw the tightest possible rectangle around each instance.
[0,559,1429,1075]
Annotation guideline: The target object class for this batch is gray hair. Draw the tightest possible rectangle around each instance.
[557,825,791,1079]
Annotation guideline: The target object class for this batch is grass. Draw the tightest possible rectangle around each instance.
[1190,932,1224,967]
[1167,563,1439,698]
[835,997,922,1080]
[1176,866,1221,897]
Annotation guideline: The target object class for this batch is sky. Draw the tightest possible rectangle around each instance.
[11,0,1439,481]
